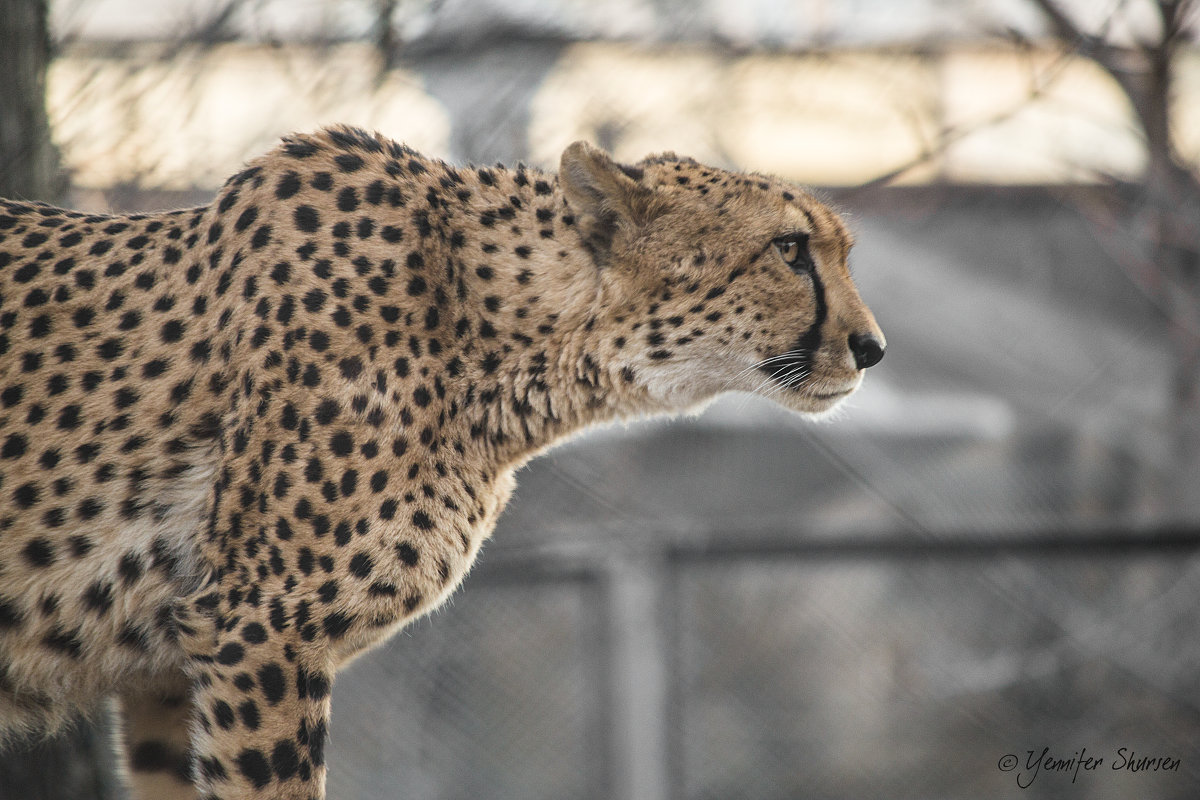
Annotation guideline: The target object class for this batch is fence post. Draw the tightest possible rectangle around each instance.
[606,554,672,800]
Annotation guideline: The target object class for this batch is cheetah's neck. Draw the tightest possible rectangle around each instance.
[441,169,665,471]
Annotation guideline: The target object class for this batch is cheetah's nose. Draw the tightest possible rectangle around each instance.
[849,332,885,370]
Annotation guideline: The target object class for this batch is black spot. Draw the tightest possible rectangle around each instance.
[337,186,359,212]
[23,537,54,566]
[1,433,27,459]
[188,337,214,364]
[340,469,357,497]
[21,227,49,247]
[236,749,272,790]
[412,510,434,530]
[0,385,23,407]
[217,642,245,665]
[338,357,363,380]
[276,171,302,199]
[284,139,318,158]
[370,470,389,493]
[258,663,286,703]
[83,581,113,614]
[143,359,169,378]
[395,542,419,566]
[323,611,353,638]
[318,580,339,603]
[302,289,327,313]
[94,338,123,361]
[313,399,340,425]
[14,482,41,509]
[14,262,40,282]
[238,701,260,730]
[113,387,139,409]
[294,205,320,233]
[268,262,292,286]
[348,552,373,578]
[106,538,134,575]
[77,497,104,520]
[23,288,50,307]
[117,624,153,654]
[305,457,323,483]
[213,700,236,729]
[335,153,364,172]
[271,739,300,781]
[0,598,25,629]
[43,627,83,658]
[251,225,273,249]
[379,499,398,520]
[72,306,95,328]
[330,431,353,456]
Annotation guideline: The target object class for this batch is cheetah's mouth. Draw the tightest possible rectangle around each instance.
[756,352,810,387]
[808,387,854,401]
[755,351,858,405]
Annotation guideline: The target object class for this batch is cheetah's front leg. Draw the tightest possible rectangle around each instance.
[187,610,332,800]
[118,668,198,800]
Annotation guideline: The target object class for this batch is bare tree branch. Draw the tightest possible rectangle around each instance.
[1026,0,1122,61]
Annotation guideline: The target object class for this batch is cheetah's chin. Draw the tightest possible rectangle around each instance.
[784,380,862,416]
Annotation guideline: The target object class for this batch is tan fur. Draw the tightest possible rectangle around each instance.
[0,127,882,799]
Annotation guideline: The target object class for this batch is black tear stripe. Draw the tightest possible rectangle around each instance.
[759,270,827,384]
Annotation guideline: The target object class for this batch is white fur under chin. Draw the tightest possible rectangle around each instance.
[802,397,855,423]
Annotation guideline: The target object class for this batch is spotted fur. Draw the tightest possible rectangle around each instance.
[0,126,883,799]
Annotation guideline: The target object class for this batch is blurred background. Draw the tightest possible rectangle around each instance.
[3,0,1200,798]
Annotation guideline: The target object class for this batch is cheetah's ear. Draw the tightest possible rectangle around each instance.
[559,141,663,265]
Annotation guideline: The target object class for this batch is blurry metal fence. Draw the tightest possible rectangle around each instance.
[326,523,1200,800]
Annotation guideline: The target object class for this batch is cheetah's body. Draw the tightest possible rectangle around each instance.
[0,127,883,799]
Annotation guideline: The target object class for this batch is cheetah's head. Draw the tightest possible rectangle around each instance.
[560,142,885,417]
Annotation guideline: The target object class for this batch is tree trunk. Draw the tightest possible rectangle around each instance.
[0,3,120,798]
[0,0,63,201]
[0,720,123,800]
[1030,0,1200,516]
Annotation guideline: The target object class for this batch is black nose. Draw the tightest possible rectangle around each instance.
[849,333,885,369]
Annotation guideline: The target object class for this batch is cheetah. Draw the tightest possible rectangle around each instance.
[0,126,884,799]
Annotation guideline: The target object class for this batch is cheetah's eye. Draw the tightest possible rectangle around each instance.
[774,232,813,273]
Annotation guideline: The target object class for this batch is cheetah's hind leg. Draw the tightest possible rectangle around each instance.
[117,668,197,799]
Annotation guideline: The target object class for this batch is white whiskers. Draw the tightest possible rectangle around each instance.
[727,349,813,413]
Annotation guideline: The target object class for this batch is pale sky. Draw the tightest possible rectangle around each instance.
[51,0,1168,47]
